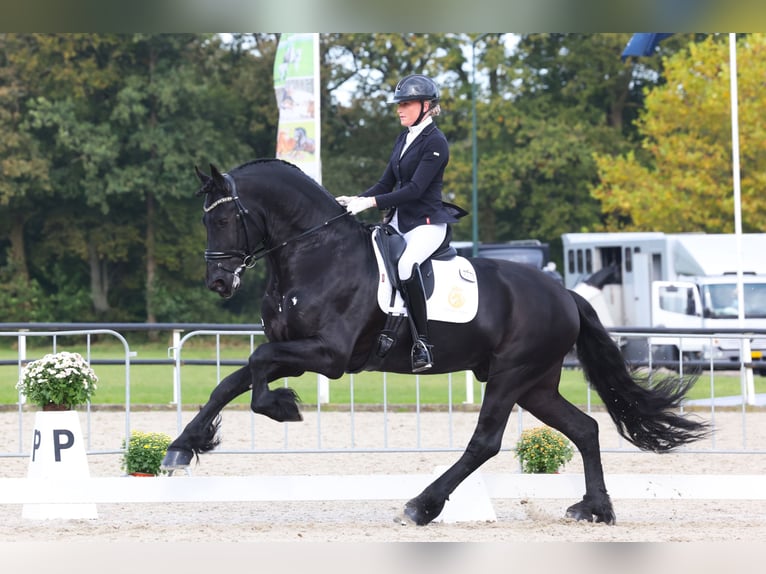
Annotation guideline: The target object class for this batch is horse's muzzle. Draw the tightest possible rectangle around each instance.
[209,278,233,298]
[207,270,241,298]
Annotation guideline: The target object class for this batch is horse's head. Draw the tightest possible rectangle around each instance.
[196,163,257,298]
[195,159,351,299]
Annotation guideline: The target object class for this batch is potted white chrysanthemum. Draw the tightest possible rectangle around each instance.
[16,351,98,411]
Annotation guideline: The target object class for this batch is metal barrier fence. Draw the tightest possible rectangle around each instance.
[0,328,132,458]
[1,324,765,461]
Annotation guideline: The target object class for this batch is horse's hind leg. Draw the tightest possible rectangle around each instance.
[518,388,615,524]
[401,375,519,526]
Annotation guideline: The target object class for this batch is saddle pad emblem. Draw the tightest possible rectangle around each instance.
[448,286,466,309]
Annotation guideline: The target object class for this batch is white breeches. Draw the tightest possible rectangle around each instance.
[394,223,448,280]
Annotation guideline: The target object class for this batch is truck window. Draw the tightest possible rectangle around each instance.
[704,283,766,318]
[747,284,766,318]
[658,285,696,315]
[704,284,739,318]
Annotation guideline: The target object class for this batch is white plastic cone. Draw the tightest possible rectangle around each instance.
[22,410,98,519]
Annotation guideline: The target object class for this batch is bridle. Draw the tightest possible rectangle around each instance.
[203,172,349,281]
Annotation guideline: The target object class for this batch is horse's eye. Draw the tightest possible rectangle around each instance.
[215,217,229,228]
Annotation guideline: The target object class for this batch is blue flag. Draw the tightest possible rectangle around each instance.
[621,33,674,60]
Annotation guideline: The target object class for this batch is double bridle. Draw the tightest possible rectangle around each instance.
[203,172,349,280]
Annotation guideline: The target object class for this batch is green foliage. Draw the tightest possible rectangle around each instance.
[121,430,172,475]
[0,32,691,320]
[0,261,50,321]
[16,351,98,409]
[593,34,766,233]
[515,426,574,474]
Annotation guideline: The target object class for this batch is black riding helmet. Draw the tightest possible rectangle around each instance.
[391,74,440,126]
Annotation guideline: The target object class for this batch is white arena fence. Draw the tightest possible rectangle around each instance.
[1,323,765,462]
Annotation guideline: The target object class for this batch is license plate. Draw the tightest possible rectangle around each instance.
[753,350,763,359]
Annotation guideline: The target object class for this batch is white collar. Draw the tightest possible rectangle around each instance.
[408,116,432,138]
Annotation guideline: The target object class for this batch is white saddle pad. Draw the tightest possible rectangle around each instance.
[372,229,479,324]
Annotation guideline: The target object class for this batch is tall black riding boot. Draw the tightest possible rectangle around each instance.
[400,264,433,373]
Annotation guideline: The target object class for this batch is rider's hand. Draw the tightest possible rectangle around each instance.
[336,196,354,206]
[347,196,376,215]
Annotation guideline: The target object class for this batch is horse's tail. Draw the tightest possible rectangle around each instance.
[570,290,710,452]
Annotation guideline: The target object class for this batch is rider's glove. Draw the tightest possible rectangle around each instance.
[347,196,376,215]
[336,196,354,206]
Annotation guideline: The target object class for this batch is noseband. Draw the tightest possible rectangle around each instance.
[203,172,348,280]
[202,173,261,281]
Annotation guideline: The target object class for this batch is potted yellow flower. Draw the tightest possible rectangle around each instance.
[121,431,173,476]
[515,426,574,474]
[16,351,98,410]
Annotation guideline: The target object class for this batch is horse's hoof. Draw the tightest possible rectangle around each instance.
[161,448,193,470]
[565,503,594,522]
[401,500,435,526]
[565,500,616,525]
[595,511,617,525]
[252,387,304,422]
[403,503,426,526]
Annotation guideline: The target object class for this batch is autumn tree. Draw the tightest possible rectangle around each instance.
[592,34,766,232]
[466,34,643,246]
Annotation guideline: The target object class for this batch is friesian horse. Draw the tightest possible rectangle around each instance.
[162,159,709,525]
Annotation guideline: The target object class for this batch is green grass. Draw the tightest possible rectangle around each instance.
[1,339,764,407]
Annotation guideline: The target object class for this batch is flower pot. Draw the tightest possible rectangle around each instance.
[129,472,156,477]
[42,404,70,412]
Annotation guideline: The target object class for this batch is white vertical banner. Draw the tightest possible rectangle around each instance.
[274,33,327,401]
[273,33,322,185]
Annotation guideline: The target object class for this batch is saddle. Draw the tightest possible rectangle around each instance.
[370,224,478,360]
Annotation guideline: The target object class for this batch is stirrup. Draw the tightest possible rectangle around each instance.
[411,339,433,373]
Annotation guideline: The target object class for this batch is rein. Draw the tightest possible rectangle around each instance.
[203,173,350,274]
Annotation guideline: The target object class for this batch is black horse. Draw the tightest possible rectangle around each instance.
[162,159,709,525]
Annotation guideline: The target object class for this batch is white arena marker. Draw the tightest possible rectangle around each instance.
[431,466,496,523]
[22,411,98,520]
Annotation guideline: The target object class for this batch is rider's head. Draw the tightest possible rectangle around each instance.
[391,74,441,127]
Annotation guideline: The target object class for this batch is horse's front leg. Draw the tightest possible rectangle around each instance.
[162,338,343,470]
[162,365,253,469]
[401,380,516,525]
[248,351,303,423]
[247,336,350,420]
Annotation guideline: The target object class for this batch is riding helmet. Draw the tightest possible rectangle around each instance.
[391,74,440,104]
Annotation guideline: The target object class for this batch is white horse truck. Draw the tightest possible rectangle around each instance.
[562,232,766,374]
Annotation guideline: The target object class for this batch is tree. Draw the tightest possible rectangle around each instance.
[457,34,644,247]
[0,34,52,281]
[319,33,466,199]
[592,34,766,233]
[16,34,272,321]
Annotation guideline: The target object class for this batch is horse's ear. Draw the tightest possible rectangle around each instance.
[195,165,210,185]
[209,163,226,185]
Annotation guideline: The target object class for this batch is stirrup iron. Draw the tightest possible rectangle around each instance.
[411,338,433,373]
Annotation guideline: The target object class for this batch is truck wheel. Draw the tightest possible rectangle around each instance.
[622,339,649,365]
[651,345,679,370]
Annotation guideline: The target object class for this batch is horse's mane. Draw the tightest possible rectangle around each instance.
[196,158,333,198]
